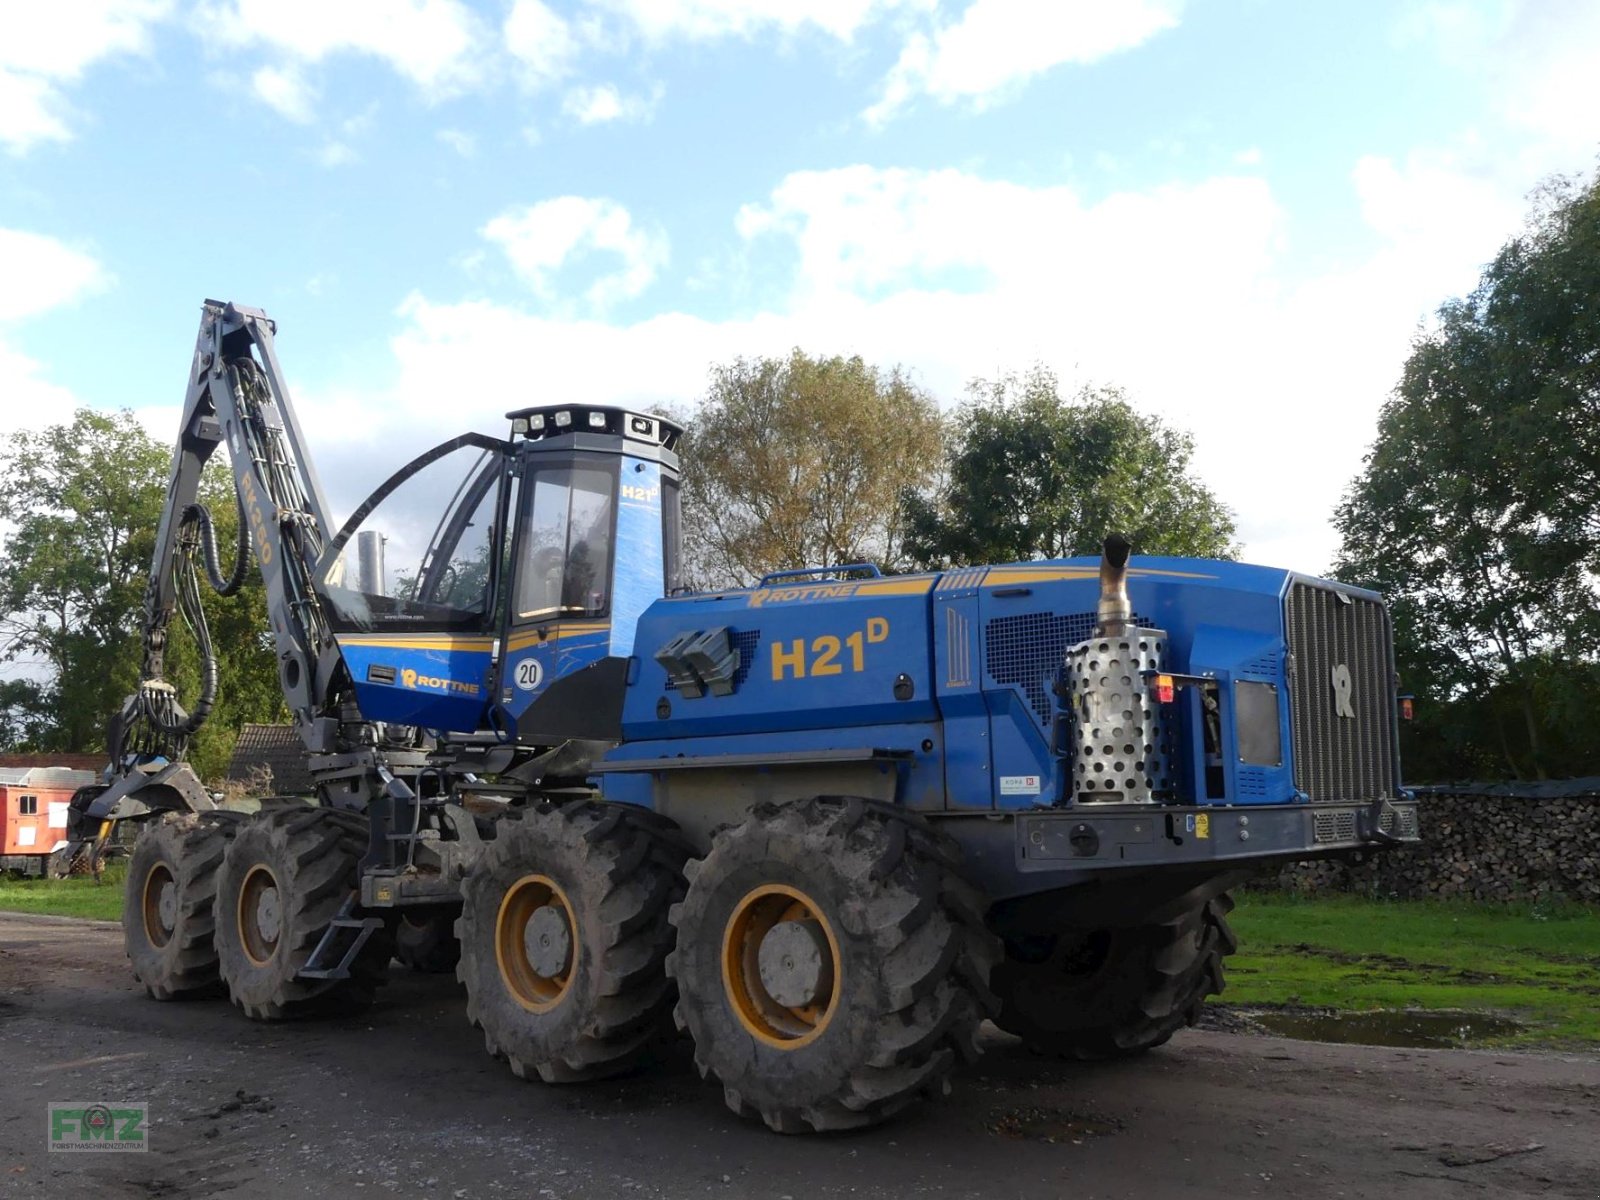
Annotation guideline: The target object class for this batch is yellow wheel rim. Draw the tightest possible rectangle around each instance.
[495,874,578,1013]
[237,864,282,967]
[722,884,842,1050]
[141,862,176,949]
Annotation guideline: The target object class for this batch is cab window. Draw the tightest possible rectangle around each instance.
[516,462,616,621]
[318,441,506,633]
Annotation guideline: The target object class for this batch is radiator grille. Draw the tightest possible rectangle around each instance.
[1286,583,1400,802]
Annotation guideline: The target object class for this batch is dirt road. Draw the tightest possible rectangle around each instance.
[2,912,1596,1199]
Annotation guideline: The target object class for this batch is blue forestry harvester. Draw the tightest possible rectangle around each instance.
[70,301,1417,1132]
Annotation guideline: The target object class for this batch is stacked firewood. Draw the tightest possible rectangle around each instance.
[1260,781,1600,903]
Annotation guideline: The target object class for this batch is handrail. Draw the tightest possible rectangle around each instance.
[757,563,883,586]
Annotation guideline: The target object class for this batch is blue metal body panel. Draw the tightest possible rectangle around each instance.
[605,555,1347,813]
[611,457,665,659]
[501,624,611,717]
[622,575,941,740]
[337,634,495,729]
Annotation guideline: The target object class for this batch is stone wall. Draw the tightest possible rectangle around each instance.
[1263,780,1600,903]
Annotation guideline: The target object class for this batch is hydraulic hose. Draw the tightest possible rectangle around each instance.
[182,492,250,596]
[136,456,253,741]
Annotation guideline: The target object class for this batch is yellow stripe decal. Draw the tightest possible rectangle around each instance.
[853,578,936,597]
[339,635,496,651]
[506,624,611,652]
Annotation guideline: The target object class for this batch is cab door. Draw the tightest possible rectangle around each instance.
[317,434,512,732]
[497,453,619,726]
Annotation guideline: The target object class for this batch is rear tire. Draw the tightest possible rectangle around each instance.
[457,801,689,1083]
[668,797,999,1133]
[123,811,247,999]
[990,893,1237,1060]
[214,807,392,1020]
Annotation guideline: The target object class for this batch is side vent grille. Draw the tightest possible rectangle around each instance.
[663,629,760,692]
[984,611,1148,726]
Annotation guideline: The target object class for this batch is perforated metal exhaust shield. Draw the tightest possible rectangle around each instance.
[1065,626,1172,804]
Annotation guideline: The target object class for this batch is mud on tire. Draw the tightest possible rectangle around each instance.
[667,797,1000,1134]
[214,806,392,1020]
[124,810,248,999]
[991,893,1237,1060]
[456,801,689,1083]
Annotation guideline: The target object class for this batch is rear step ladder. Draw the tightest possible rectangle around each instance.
[299,894,384,980]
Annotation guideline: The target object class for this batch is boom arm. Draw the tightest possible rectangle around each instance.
[89,302,353,828]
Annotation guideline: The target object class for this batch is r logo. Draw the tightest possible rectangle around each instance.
[1330,663,1355,719]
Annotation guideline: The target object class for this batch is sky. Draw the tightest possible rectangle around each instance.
[1,0,1598,575]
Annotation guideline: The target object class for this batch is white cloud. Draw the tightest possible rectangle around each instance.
[482,197,669,310]
[250,63,316,123]
[0,228,108,439]
[867,0,1182,125]
[437,128,477,157]
[505,0,579,88]
[1399,0,1600,165]
[593,0,919,43]
[317,141,356,168]
[201,0,486,101]
[0,229,109,323]
[561,82,660,125]
[0,0,172,153]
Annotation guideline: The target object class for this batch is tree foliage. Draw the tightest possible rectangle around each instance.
[903,367,1238,568]
[1335,168,1600,780]
[0,409,284,778]
[677,350,945,586]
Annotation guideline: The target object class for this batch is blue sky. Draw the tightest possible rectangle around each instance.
[2,0,1597,573]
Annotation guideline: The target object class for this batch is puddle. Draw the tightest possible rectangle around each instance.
[1247,1007,1525,1048]
[986,1104,1125,1143]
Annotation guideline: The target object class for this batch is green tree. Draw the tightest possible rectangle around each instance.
[678,350,945,586]
[0,410,167,752]
[903,367,1238,568]
[1334,168,1600,780]
[0,409,283,777]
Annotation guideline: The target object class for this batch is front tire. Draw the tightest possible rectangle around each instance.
[990,893,1237,1059]
[123,811,247,999]
[456,802,688,1083]
[668,797,999,1133]
[214,807,392,1020]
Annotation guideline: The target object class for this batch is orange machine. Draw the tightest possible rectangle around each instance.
[0,768,96,875]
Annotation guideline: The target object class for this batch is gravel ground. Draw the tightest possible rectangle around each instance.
[2,911,1597,1199]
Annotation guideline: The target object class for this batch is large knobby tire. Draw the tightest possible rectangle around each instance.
[123,810,248,999]
[214,807,392,1020]
[394,910,461,974]
[667,797,1000,1134]
[456,801,689,1083]
[991,893,1238,1060]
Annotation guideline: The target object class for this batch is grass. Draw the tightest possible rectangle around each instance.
[0,865,125,922]
[1227,892,1600,1047]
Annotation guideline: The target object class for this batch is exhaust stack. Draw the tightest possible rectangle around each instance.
[1065,532,1173,804]
[1096,533,1132,637]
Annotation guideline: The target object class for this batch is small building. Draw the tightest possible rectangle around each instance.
[0,767,98,875]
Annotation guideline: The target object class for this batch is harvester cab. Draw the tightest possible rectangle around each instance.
[315,405,683,745]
